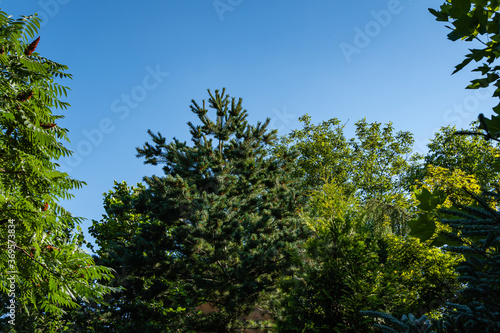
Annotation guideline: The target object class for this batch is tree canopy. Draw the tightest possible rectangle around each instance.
[3,2,500,332]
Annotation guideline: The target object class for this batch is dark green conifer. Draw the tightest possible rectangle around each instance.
[133,89,308,331]
[436,190,500,332]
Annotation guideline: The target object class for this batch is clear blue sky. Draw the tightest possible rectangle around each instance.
[2,0,493,247]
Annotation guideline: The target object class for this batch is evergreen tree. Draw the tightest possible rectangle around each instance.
[437,190,500,332]
[51,181,187,332]
[128,89,308,331]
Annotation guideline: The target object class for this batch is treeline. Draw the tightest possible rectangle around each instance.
[1,1,500,332]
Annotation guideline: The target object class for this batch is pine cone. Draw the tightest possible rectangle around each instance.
[25,36,40,56]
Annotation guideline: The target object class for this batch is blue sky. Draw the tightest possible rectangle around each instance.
[2,0,493,247]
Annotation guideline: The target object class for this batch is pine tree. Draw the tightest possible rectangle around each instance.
[133,89,308,331]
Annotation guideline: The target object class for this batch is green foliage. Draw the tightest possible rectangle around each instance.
[273,115,418,240]
[368,3,500,331]
[276,182,381,332]
[273,115,352,192]
[408,166,484,246]
[277,182,463,332]
[407,122,499,246]
[350,118,416,207]
[437,190,500,332]
[430,1,500,143]
[86,89,308,332]
[375,189,500,332]
[0,10,114,331]
[408,123,500,191]
[362,311,435,333]
[381,235,464,319]
[57,181,186,332]
[275,115,417,206]
[407,188,446,243]
[429,5,500,327]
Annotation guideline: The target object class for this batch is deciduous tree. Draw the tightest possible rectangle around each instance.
[273,115,418,235]
[0,11,114,331]
[277,182,463,332]
[408,123,500,191]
